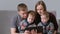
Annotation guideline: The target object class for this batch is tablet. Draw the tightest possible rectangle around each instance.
[37,26,43,33]
[25,26,43,33]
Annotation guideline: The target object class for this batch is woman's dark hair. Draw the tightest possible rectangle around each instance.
[35,1,46,12]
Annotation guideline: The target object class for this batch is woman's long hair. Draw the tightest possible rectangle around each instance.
[35,1,47,13]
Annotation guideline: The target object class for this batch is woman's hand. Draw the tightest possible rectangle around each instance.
[54,31,57,34]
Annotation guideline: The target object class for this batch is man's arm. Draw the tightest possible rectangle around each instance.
[10,16,19,34]
[11,28,17,34]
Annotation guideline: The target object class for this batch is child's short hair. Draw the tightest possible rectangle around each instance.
[28,10,36,18]
[17,3,28,11]
[41,12,49,18]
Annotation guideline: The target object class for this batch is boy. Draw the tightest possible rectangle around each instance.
[20,10,37,34]
[38,12,54,34]
[10,3,28,34]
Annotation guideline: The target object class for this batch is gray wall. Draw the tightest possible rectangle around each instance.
[0,11,17,34]
[0,0,60,34]
[0,0,60,19]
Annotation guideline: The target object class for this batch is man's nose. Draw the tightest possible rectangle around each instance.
[24,14,27,16]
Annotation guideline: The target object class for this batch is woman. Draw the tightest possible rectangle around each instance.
[35,1,58,34]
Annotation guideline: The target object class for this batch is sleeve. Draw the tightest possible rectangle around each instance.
[49,13,58,30]
[10,16,17,28]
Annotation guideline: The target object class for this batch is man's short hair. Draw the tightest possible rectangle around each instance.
[17,3,28,11]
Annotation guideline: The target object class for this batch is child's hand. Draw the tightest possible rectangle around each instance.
[20,22,27,30]
[21,25,26,30]
[24,30,31,34]
[31,29,37,34]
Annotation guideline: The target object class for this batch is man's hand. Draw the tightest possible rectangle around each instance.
[11,28,20,34]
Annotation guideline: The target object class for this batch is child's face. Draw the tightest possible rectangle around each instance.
[18,10,28,19]
[27,14,35,23]
[41,15,49,23]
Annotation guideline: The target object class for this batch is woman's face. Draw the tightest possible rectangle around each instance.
[37,5,44,15]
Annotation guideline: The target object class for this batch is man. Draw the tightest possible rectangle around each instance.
[10,3,28,34]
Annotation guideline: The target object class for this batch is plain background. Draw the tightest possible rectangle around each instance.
[0,0,60,19]
[0,0,60,34]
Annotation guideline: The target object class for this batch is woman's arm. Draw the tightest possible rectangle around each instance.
[49,12,58,34]
[49,12,58,30]
[10,16,19,34]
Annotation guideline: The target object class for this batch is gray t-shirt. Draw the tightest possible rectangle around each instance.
[11,15,25,33]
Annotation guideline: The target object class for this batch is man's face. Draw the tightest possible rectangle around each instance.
[27,14,35,23]
[41,15,49,23]
[18,10,28,19]
[37,5,44,15]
